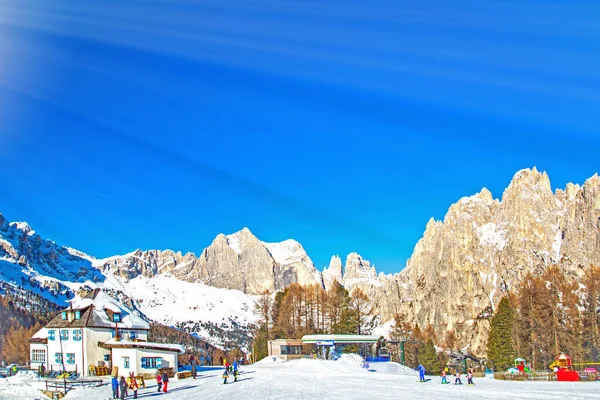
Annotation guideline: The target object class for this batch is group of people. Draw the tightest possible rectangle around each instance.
[222,359,240,384]
[111,373,143,400]
[440,367,475,386]
[418,365,475,386]
[111,371,170,399]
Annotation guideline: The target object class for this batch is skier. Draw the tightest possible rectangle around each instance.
[467,370,474,386]
[454,370,463,385]
[111,376,119,399]
[119,376,127,400]
[156,373,162,392]
[418,364,426,382]
[222,368,229,384]
[191,356,197,379]
[161,371,169,393]
[233,360,239,382]
[441,369,448,384]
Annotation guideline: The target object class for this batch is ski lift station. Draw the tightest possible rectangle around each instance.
[268,335,381,361]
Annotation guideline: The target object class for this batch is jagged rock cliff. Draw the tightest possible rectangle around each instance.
[383,168,600,354]
[95,227,322,294]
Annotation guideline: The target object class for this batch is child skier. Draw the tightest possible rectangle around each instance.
[222,368,229,384]
[454,370,463,385]
[418,364,426,382]
[467,370,474,386]
[441,369,447,384]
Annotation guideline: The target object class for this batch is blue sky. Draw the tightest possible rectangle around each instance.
[0,0,599,273]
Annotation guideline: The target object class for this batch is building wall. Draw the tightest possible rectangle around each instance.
[29,343,48,371]
[111,348,179,377]
[45,327,86,373]
[83,328,113,376]
[267,339,305,361]
[30,324,149,377]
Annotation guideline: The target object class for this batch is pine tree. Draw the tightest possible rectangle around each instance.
[486,296,515,370]
[418,339,441,374]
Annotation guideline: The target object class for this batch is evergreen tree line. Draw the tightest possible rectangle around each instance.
[487,265,600,371]
[251,282,375,361]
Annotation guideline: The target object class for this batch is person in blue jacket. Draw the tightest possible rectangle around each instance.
[111,376,119,399]
[418,364,426,382]
[232,360,239,382]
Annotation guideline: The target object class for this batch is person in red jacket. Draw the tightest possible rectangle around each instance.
[156,373,162,392]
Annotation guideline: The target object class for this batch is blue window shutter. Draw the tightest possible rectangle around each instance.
[141,358,146,368]
[157,358,162,368]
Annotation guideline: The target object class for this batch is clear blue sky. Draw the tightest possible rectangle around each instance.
[0,0,599,273]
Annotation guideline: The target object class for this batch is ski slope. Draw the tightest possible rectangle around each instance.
[2,356,600,400]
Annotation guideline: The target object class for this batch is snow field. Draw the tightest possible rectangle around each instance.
[2,359,600,400]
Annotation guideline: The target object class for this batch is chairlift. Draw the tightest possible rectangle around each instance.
[378,347,390,358]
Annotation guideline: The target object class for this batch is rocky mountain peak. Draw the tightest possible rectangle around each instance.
[502,167,552,202]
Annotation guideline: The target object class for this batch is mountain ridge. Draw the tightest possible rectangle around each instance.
[2,167,600,355]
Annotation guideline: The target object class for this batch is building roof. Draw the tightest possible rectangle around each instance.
[99,338,185,354]
[45,289,149,330]
[302,334,380,344]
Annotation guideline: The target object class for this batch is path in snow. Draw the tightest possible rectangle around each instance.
[2,358,600,400]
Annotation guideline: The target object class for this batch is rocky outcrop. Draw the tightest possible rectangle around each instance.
[381,168,600,354]
[95,227,321,295]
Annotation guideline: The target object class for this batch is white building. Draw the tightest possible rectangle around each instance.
[100,339,183,377]
[29,289,181,377]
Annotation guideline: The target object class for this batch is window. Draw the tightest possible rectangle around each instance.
[73,330,82,341]
[61,312,67,320]
[111,329,116,338]
[66,353,75,364]
[280,345,303,355]
[48,330,56,341]
[74,310,81,320]
[124,330,137,340]
[32,350,46,363]
[141,357,161,369]
[104,354,110,362]
[113,313,121,322]
[60,330,69,341]
[55,353,62,364]
[123,357,130,369]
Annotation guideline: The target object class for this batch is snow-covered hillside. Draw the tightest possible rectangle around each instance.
[0,212,258,350]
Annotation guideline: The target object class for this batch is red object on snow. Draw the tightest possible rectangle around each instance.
[556,369,579,382]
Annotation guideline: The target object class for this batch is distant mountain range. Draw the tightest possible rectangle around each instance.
[1,167,599,355]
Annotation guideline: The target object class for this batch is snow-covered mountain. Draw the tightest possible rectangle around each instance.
[0,213,259,349]
[2,167,600,356]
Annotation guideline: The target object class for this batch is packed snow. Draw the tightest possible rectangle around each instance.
[2,359,599,400]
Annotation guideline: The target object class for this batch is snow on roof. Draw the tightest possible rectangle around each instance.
[31,328,46,339]
[302,334,380,344]
[64,290,149,330]
[103,338,184,353]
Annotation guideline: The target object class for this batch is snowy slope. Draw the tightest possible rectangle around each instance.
[3,359,600,400]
